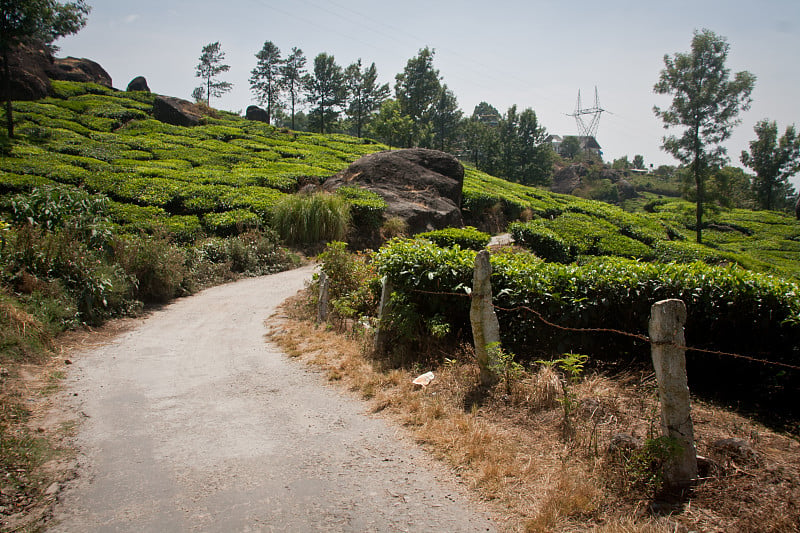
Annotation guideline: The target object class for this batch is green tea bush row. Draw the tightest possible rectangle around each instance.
[416,226,490,250]
[509,220,576,263]
[373,238,800,366]
[334,186,387,229]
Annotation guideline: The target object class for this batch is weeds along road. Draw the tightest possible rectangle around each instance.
[49,265,494,532]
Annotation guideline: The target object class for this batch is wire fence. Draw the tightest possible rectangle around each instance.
[408,287,800,372]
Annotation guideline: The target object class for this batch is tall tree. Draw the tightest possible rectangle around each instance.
[280,47,306,130]
[653,29,755,243]
[343,59,389,138]
[195,41,232,107]
[515,107,552,185]
[368,99,413,149]
[1,0,90,137]
[303,53,345,134]
[394,46,441,147]
[633,154,645,170]
[740,119,800,211]
[430,84,461,152]
[249,40,283,124]
[559,136,582,159]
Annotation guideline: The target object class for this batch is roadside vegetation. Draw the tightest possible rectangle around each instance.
[0,81,798,530]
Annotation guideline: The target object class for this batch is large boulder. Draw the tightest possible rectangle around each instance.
[3,41,112,101]
[4,42,54,100]
[550,165,584,194]
[153,95,202,127]
[126,76,150,92]
[617,178,638,200]
[246,105,269,122]
[323,148,465,236]
[46,56,112,86]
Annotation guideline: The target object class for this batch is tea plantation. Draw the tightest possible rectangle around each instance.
[3,81,385,240]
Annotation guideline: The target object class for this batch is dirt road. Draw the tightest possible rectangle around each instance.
[48,265,495,532]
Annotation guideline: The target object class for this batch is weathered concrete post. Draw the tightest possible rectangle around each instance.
[649,298,697,488]
[317,270,330,323]
[373,277,394,354]
[470,250,501,385]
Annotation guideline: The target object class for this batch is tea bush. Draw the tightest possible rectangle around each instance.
[416,226,490,250]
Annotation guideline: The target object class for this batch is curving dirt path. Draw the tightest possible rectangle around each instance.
[48,265,495,532]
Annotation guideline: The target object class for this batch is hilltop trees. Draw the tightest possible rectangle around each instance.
[0,0,90,137]
[654,29,755,243]
[395,47,441,147]
[430,84,461,152]
[304,53,345,134]
[280,47,307,130]
[249,40,283,124]
[741,119,800,211]
[343,59,389,138]
[195,41,232,107]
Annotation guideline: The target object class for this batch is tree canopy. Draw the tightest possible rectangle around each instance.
[249,40,283,125]
[653,28,755,243]
[394,47,441,147]
[741,119,800,211]
[304,53,345,135]
[344,59,389,138]
[195,41,232,107]
[280,47,306,131]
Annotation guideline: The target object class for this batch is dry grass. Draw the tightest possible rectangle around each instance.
[269,291,800,532]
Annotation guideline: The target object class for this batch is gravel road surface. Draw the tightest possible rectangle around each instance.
[48,265,495,532]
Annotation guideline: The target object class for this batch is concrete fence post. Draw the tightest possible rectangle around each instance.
[649,298,698,489]
[317,270,330,323]
[373,276,394,354]
[470,250,501,385]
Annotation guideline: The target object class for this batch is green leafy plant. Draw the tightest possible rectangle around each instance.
[487,342,524,395]
[537,353,588,435]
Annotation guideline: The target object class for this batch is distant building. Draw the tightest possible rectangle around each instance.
[547,134,602,157]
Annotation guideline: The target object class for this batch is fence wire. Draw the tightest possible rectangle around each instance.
[408,288,800,372]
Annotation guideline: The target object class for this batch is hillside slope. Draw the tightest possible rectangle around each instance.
[2,81,798,280]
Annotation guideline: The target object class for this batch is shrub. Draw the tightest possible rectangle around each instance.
[416,226,490,250]
[111,233,190,303]
[316,241,380,322]
[334,186,387,229]
[271,193,350,245]
[5,185,113,248]
[2,227,134,325]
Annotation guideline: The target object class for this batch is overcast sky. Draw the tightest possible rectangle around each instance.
[57,0,800,188]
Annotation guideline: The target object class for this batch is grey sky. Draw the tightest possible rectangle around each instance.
[58,0,800,188]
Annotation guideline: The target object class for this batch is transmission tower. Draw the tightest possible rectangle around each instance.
[568,87,605,138]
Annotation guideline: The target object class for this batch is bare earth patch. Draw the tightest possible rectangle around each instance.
[268,291,800,533]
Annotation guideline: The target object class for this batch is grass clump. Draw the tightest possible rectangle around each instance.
[272,193,350,245]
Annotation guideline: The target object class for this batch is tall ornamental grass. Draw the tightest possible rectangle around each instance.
[272,193,350,245]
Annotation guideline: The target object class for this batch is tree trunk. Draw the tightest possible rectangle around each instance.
[2,48,14,138]
[693,126,703,244]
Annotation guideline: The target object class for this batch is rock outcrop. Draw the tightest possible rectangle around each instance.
[4,41,112,101]
[153,96,202,127]
[47,56,111,86]
[4,42,56,100]
[550,165,585,194]
[246,105,269,122]
[126,76,150,92]
[323,148,465,237]
[617,178,637,199]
